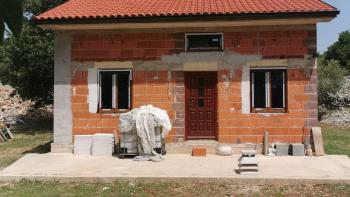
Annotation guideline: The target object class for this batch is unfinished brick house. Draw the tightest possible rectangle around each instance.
[34,0,338,152]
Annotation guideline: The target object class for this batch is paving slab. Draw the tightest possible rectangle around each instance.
[0,153,350,184]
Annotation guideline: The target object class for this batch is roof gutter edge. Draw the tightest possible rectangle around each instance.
[32,11,340,25]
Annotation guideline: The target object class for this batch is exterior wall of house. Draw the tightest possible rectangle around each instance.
[64,24,318,146]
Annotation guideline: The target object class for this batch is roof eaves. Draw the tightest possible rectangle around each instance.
[32,10,340,25]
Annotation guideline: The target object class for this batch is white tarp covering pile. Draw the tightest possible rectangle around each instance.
[119,105,171,161]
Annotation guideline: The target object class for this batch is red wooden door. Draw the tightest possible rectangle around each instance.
[185,72,217,140]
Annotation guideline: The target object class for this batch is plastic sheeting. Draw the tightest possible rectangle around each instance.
[119,105,171,161]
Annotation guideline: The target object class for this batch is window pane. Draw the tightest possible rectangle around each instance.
[270,71,284,108]
[198,99,204,107]
[100,72,113,109]
[117,72,130,109]
[253,72,266,108]
[187,34,222,51]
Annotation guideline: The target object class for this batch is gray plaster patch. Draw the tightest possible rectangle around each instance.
[161,50,261,69]
[53,31,73,152]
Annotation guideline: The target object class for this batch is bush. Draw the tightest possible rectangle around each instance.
[318,57,346,109]
[324,31,350,73]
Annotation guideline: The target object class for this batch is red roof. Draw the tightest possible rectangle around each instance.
[35,0,337,21]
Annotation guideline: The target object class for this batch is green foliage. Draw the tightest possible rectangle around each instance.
[0,0,24,42]
[0,0,66,106]
[318,56,346,108]
[324,31,350,72]
[0,21,54,105]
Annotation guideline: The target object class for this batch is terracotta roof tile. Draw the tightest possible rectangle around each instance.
[35,0,337,21]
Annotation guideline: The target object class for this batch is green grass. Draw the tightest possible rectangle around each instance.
[321,124,350,156]
[0,119,53,170]
[0,120,349,196]
[0,180,349,197]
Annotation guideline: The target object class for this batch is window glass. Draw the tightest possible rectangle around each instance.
[270,71,284,108]
[100,72,113,109]
[253,72,266,108]
[187,34,222,51]
[251,69,286,112]
[99,71,131,111]
[198,99,205,107]
[117,72,130,109]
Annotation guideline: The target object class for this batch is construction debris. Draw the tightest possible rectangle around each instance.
[312,127,325,156]
[0,85,52,125]
[119,105,171,161]
[0,121,14,142]
[216,144,232,156]
[238,150,259,175]
[192,147,207,157]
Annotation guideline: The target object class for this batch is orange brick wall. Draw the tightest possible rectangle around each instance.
[70,28,317,144]
[217,68,317,144]
[71,71,120,136]
[72,29,316,61]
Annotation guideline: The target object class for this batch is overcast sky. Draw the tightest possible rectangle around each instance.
[317,0,350,53]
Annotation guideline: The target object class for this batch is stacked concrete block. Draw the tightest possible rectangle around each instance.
[275,143,290,156]
[291,143,305,156]
[73,135,93,155]
[92,134,114,156]
[238,150,258,175]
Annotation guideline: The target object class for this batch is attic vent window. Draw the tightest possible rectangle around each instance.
[185,33,223,52]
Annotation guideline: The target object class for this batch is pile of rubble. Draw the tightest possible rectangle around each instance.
[320,76,350,127]
[320,107,350,127]
[331,76,350,108]
[0,85,52,125]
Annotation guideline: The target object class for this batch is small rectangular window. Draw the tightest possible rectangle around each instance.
[99,70,131,113]
[251,69,286,113]
[186,33,223,51]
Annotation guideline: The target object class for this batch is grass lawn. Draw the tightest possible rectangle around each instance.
[0,119,53,170]
[0,180,349,197]
[321,123,350,156]
[0,120,349,196]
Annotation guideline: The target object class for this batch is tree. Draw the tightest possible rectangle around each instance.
[324,31,350,73]
[0,0,24,43]
[318,56,346,109]
[0,0,66,106]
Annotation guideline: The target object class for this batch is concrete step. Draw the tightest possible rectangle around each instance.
[166,140,262,155]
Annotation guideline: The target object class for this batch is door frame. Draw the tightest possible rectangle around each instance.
[184,71,218,141]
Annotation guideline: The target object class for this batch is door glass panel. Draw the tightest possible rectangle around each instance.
[198,99,205,107]
[198,87,205,97]
[198,77,205,87]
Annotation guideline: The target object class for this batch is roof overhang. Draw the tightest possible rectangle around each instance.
[34,11,339,30]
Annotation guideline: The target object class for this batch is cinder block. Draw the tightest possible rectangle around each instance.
[291,143,305,156]
[92,133,114,156]
[74,135,93,155]
[192,147,207,157]
[275,143,290,156]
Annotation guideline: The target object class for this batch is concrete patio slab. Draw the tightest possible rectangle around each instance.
[0,153,350,184]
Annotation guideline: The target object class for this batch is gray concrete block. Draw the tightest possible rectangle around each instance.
[275,143,290,156]
[74,135,93,155]
[292,143,305,156]
[51,143,73,153]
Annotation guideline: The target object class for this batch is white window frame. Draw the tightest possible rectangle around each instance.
[251,67,286,112]
[98,69,132,111]
[185,32,224,52]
